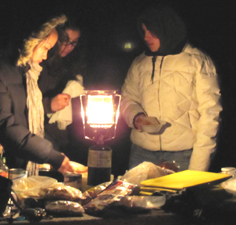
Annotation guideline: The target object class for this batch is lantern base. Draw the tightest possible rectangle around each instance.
[87,167,111,186]
[87,145,112,186]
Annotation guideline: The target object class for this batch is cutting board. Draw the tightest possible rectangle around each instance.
[140,170,231,190]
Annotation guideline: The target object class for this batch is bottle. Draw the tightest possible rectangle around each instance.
[0,157,9,178]
[87,145,112,186]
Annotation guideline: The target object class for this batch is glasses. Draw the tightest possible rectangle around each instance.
[64,40,78,47]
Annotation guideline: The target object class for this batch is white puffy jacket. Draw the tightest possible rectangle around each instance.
[121,44,222,171]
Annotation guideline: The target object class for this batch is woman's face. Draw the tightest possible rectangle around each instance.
[32,28,58,64]
[59,29,80,57]
[142,23,160,52]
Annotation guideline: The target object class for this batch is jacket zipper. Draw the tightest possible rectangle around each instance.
[158,56,164,150]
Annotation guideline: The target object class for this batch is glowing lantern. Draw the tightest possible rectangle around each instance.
[80,90,121,144]
[80,90,121,186]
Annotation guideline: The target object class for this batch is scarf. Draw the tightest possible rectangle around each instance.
[25,61,44,176]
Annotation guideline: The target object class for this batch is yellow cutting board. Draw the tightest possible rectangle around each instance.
[140,170,231,190]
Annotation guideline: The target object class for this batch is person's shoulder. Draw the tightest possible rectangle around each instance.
[183,44,216,70]
[0,57,21,83]
[0,57,13,73]
[184,44,210,58]
[132,52,147,63]
[183,44,200,54]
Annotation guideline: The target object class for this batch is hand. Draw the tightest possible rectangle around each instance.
[51,93,71,112]
[57,155,74,174]
[134,114,149,130]
[159,161,179,172]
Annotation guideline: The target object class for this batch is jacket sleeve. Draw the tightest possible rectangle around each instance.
[0,78,64,170]
[121,57,146,128]
[188,55,222,171]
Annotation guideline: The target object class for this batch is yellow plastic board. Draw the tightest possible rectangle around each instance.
[140,186,178,193]
[140,170,231,190]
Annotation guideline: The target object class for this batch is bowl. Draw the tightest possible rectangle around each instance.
[70,161,88,174]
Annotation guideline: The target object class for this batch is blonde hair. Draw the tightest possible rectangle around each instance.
[17,15,67,66]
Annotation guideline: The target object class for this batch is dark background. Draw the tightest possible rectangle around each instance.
[0,0,236,177]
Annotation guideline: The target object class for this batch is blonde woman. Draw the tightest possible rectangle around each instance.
[0,14,74,176]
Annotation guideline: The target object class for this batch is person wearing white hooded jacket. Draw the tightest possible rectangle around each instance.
[121,4,222,171]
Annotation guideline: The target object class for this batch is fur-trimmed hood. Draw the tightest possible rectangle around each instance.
[6,14,67,66]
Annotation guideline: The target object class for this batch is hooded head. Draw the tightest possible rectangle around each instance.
[6,13,67,66]
[17,14,67,66]
[137,4,187,56]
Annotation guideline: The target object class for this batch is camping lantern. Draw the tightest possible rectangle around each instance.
[80,90,121,186]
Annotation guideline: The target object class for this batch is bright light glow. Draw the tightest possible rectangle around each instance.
[124,42,132,49]
[90,124,112,128]
[86,95,114,128]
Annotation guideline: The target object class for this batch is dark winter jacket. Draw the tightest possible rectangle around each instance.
[0,59,64,169]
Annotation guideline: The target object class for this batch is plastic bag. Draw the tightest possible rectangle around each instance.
[39,182,85,203]
[83,180,135,216]
[118,195,166,210]
[119,161,174,185]
[45,200,84,217]
[12,176,57,201]
[81,181,112,205]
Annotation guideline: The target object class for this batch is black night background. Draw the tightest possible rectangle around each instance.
[0,0,236,177]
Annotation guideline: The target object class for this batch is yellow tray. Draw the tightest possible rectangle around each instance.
[140,170,231,190]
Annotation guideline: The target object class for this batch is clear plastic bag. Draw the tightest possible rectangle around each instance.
[39,182,85,203]
[45,200,84,217]
[81,181,112,205]
[12,176,57,201]
[119,161,174,185]
[83,180,135,216]
[118,195,166,210]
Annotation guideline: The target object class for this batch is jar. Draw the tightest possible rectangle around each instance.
[64,173,82,190]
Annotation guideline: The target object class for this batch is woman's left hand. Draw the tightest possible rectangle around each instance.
[51,93,71,112]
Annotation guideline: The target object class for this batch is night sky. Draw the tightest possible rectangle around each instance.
[1,0,236,175]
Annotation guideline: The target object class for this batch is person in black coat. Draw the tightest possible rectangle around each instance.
[0,13,74,176]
